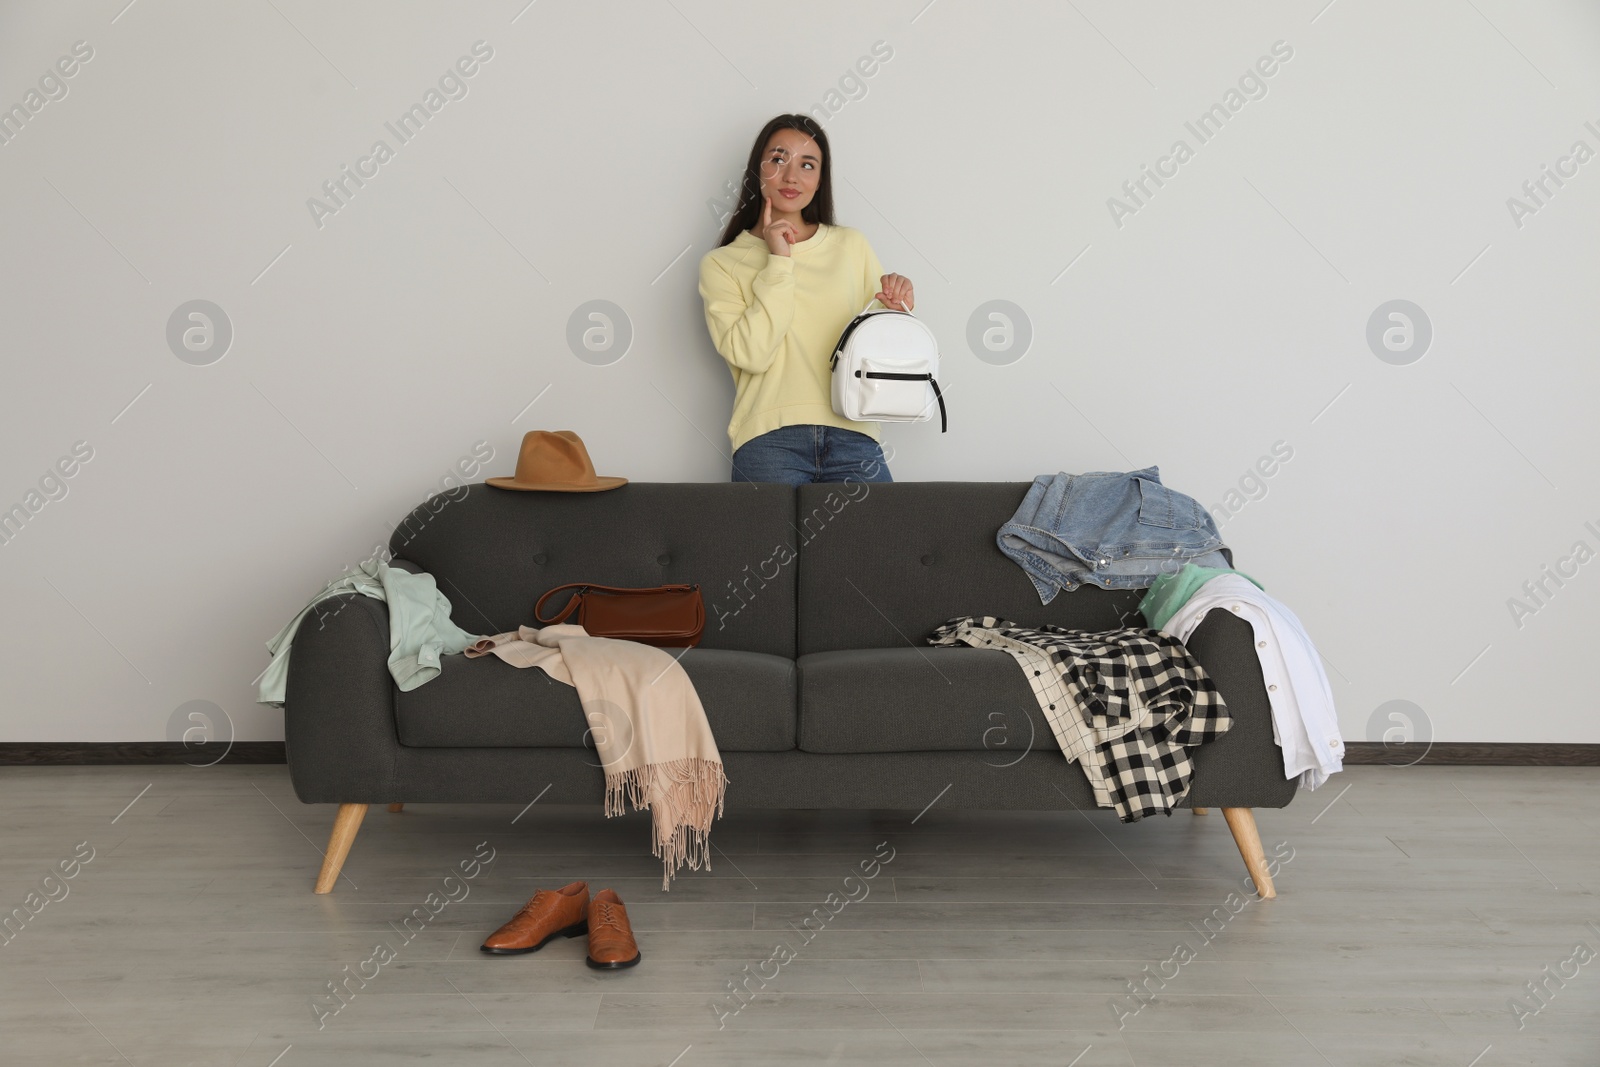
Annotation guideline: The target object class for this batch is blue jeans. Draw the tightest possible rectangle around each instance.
[731,425,892,485]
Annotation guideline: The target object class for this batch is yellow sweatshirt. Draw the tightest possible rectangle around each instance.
[699,223,889,453]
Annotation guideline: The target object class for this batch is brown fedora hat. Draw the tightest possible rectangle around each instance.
[487,430,627,492]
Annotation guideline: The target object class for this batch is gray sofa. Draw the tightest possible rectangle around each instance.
[284,481,1297,897]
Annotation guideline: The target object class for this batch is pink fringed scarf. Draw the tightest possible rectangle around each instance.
[464,624,727,889]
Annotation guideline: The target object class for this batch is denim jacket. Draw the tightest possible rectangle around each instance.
[998,467,1232,603]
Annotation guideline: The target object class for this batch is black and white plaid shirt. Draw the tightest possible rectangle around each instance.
[928,616,1232,822]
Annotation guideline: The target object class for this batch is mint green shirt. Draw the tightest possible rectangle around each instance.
[1138,563,1263,631]
[256,557,481,706]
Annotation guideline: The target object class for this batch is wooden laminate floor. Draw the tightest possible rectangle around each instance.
[1,765,1596,1065]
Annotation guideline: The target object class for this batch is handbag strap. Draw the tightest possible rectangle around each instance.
[533,582,699,624]
[533,582,587,624]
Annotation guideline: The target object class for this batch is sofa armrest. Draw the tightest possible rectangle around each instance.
[282,592,403,804]
[1181,608,1299,809]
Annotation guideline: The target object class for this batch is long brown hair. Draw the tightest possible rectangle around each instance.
[716,114,836,248]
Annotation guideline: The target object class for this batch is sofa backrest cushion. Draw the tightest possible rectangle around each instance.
[390,483,798,657]
[795,482,1142,656]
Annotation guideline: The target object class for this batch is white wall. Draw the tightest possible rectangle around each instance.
[2,1,1596,746]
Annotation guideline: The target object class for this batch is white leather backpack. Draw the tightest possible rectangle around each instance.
[829,300,947,432]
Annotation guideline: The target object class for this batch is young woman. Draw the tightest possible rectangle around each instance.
[698,114,916,485]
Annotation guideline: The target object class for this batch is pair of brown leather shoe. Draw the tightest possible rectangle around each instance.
[479,881,641,969]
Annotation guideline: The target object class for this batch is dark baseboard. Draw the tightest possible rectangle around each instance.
[1342,742,1600,766]
[0,742,287,765]
[0,741,1595,767]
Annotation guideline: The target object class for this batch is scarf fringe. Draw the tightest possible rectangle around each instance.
[604,756,729,891]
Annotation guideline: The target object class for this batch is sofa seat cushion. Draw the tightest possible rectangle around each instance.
[395,647,796,752]
[797,648,1050,755]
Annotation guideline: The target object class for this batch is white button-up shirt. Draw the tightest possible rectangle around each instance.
[1161,575,1343,790]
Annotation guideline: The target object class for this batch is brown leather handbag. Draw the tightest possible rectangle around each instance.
[533,582,705,647]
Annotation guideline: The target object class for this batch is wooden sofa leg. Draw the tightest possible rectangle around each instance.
[387,802,404,813]
[314,803,368,894]
[1221,807,1276,899]
[1192,807,1208,815]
